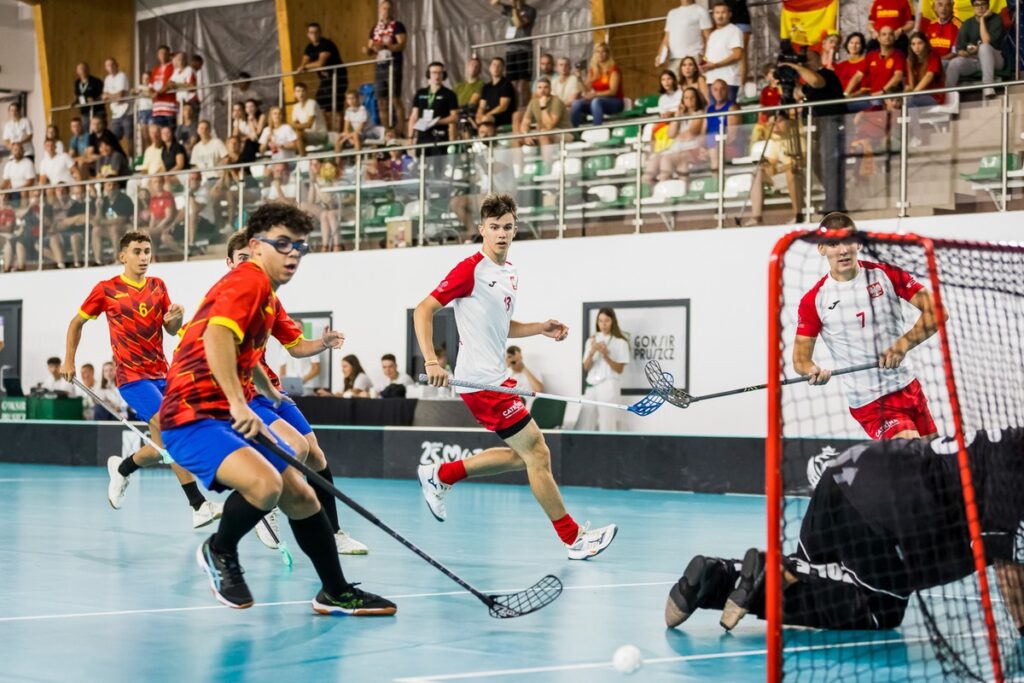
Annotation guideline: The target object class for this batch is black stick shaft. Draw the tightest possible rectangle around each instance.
[688,362,879,404]
[254,434,493,606]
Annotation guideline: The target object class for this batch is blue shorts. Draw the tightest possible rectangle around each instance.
[162,418,295,492]
[119,378,167,423]
[249,395,313,436]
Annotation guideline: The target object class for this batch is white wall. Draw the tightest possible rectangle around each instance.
[5,211,1022,438]
[0,1,44,158]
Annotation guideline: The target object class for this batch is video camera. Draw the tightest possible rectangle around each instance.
[775,47,808,104]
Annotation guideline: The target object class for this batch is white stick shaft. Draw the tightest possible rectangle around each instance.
[418,375,630,411]
[72,378,174,462]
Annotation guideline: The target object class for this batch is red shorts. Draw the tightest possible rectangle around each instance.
[849,379,937,440]
[460,378,531,435]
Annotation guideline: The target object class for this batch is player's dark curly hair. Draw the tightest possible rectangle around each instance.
[226,230,249,260]
[245,202,316,240]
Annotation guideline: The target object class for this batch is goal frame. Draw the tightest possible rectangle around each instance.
[765,230,1019,683]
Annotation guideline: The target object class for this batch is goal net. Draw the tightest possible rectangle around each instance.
[766,230,1024,682]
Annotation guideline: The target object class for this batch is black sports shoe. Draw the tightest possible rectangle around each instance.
[665,555,734,628]
[312,584,397,616]
[720,547,766,631]
[196,535,254,609]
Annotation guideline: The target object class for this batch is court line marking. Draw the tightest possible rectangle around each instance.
[392,634,956,682]
[0,580,672,623]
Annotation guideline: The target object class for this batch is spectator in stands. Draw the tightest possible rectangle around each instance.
[67,118,89,160]
[821,32,841,70]
[701,2,744,101]
[291,82,328,153]
[454,56,485,111]
[102,58,132,156]
[946,0,1004,97]
[189,54,206,117]
[147,177,178,251]
[279,348,321,396]
[79,363,97,419]
[921,0,961,63]
[577,307,630,431]
[73,62,104,126]
[134,71,154,134]
[490,0,537,115]
[298,22,347,130]
[140,123,165,175]
[679,55,709,101]
[533,53,556,90]
[551,56,582,106]
[49,185,85,268]
[867,0,914,54]
[159,125,187,177]
[299,158,339,252]
[906,32,946,105]
[722,0,752,86]
[747,119,802,227]
[93,361,127,421]
[150,46,178,130]
[476,56,517,137]
[265,162,296,202]
[378,354,413,396]
[849,26,905,112]
[647,70,683,156]
[42,357,75,394]
[570,42,624,127]
[506,345,544,392]
[41,124,64,159]
[38,139,76,186]
[236,99,266,163]
[170,52,195,110]
[259,106,300,161]
[705,78,741,167]
[519,77,570,161]
[93,181,133,265]
[336,354,373,398]
[365,0,408,134]
[409,62,459,161]
[794,49,848,215]
[3,103,32,159]
[642,86,707,186]
[184,172,218,246]
[2,143,35,196]
[834,32,869,97]
[229,72,262,110]
[657,0,712,73]
[96,139,130,183]
[755,66,781,130]
[190,120,228,179]
[175,102,199,153]
[83,115,125,173]
[335,90,368,155]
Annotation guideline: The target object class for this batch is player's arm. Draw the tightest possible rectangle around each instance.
[283,329,344,358]
[793,334,832,385]
[880,288,946,369]
[163,303,185,335]
[509,319,569,341]
[204,324,266,439]
[252,363,292,407]
[61,314,89,381]
[414,295,448,387]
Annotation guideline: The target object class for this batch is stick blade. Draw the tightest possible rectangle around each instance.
[488,575,563,619]
[644,360,692,409]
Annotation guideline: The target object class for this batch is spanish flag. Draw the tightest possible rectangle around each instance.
[780,0,839,48]
[921,0,1007,23]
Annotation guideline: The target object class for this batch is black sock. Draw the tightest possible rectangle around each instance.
[313,466,340,533]
[290,510,349,596]
[181,481,206,510]
[212,491,268,554]
[117,454,142,478]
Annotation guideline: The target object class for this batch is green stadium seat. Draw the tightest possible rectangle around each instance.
[596,125,640,148]
[365,201,403,227]
[614,182,652,207]
[583,155,616,179]
[682,176,719,202]
[961,154,1022,182]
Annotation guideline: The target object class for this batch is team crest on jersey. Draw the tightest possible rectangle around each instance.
[509,276,518,291]
[867,281,884,299]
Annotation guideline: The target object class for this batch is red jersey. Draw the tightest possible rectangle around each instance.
[863,49,906,94]
[906,52,945,104]
[758,86,781,124]
[249,301,304,401]
[921,17,961,59]
[79,275,172,386]
[832,58,868,91]
[150,62,177,118]
[869,0,914,31]
[159,261,278,429]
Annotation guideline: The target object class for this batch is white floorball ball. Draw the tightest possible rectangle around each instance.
[612,644,643,674]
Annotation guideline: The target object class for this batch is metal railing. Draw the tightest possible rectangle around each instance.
[1,76,1020,272]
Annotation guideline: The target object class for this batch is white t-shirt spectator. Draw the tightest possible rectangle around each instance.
[40,141,65,161]
[39,151,76,185]
[3,118,33,157]
[510,367,543,407]
[171,65,195,105]
[292,99,327,134]
[190,137,228,178]
[704,23,744,87]
[583,332,630,386]
[104,72,131,119]
[377,372,414,394]
[666,4,712,61]
[3,157,36,189]
[658,89,683,115]
[550,75,582,104]
[259,125,299,160]
[344,372,374,397]
[282,355,320,393]
[345,106,368,132]
[42,376,76,394]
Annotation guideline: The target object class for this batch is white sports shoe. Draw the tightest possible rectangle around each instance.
[255,509,280,549]
[106,455,130,509]
[192,500,223,529]
[417,463,451,522]
[335,529,369,555]
[566,522,618,560]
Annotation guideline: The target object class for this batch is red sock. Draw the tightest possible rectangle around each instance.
[552,513,580,545]
[437,460,467,486]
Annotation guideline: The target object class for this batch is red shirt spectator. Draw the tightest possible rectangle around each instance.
[920,16,961,59]
[150,59,176,121]
[863,48,905,94]
[150,187,174,221]
[833,58,868,93]
[905,35,945,104]
[869,0,914,34]
[758,81,780,124]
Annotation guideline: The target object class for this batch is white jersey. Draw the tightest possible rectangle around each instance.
[797,260,923,409]
[431,252,517,393]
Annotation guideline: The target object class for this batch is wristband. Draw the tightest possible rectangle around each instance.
[424,360,439,367]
